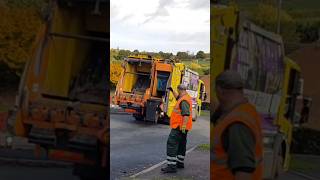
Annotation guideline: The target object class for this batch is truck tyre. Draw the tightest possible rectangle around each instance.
[271,139,285,179]
[133,114,144,121]
[162,116,170,125]
[275,154,284,179]
[74,164,106,180]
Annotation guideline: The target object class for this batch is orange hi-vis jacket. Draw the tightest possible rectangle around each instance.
[211,102,263,180]
[170,94,193,131]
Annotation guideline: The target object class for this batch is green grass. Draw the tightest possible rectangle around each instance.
[290,157,320,173]
[237,0,320,21]
[181,59,210,76]
[238,0,320,10]
[200,110,210,117]
[197,144,210,151]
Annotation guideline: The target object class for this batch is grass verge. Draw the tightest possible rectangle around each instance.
[290,156,320,173]
[197,144,210,151]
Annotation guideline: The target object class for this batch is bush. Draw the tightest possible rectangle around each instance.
[249,3,299,49]
[189,62,202,71]
[0,2,43,74]
[291,127,320,155]
[110,61,123,87]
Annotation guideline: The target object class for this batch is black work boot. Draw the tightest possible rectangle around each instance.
[161,165,177,173]
[177,162,184,169]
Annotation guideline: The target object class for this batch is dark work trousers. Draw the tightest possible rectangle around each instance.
[166,128,188,167]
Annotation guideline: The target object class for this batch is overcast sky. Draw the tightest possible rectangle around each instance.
[110,0,210,54]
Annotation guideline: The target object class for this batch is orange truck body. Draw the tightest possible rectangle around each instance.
[12,0,108,179]
[114,55,206,123]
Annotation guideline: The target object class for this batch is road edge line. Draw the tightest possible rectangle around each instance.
[290,170,318,180]
[129,145,199,178]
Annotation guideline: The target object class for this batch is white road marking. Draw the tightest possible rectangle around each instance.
[129,145,198,178]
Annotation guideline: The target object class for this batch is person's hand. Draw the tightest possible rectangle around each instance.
[167,87,173,92]
[181,125,186,134]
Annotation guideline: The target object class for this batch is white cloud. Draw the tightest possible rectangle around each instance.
[110,0,209,54]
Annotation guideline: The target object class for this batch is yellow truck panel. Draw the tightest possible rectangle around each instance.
[166,63,184,117]
[211,2,306,178]
[12,1,109,179]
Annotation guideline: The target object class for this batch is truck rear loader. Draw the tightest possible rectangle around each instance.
[211,1,311,179]
[10,0,109,179]
[114,55,207,124]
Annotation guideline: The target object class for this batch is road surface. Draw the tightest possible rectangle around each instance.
[279,171,317,180]
[0,166,78,180]
[110,113,210,179]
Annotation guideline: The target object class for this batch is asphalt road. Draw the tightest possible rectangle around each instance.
[110,113,210,180]
[0,164,311,180]
[0,166,79,180]
[279,171,316,180]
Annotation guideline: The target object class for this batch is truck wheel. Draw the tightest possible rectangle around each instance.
[133,114,144,121]
[74,164,107,180]
[275,153,284,178]
[273,147,284,179]
[162,116,170,125]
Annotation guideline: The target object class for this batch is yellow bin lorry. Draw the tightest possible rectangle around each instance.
[9,0,108,179]
[114,55,207,123]
[211,2,310,179]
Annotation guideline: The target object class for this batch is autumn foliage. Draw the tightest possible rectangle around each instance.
[110,61,123,86]
[0,2,43,74]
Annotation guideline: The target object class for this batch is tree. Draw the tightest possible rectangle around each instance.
[176,51,189,60]
[115,49,131,60]
[110,61,123,87]
[189,62,201,72]
[159,51,173,59]
[196,51,206,59]
[133,49,139,54]
[296,21,320,43]
[249,3,299,51]
[0,3,43,74]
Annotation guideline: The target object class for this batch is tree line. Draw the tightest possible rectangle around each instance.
[247,2,320,53]
[110,49,210,61]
